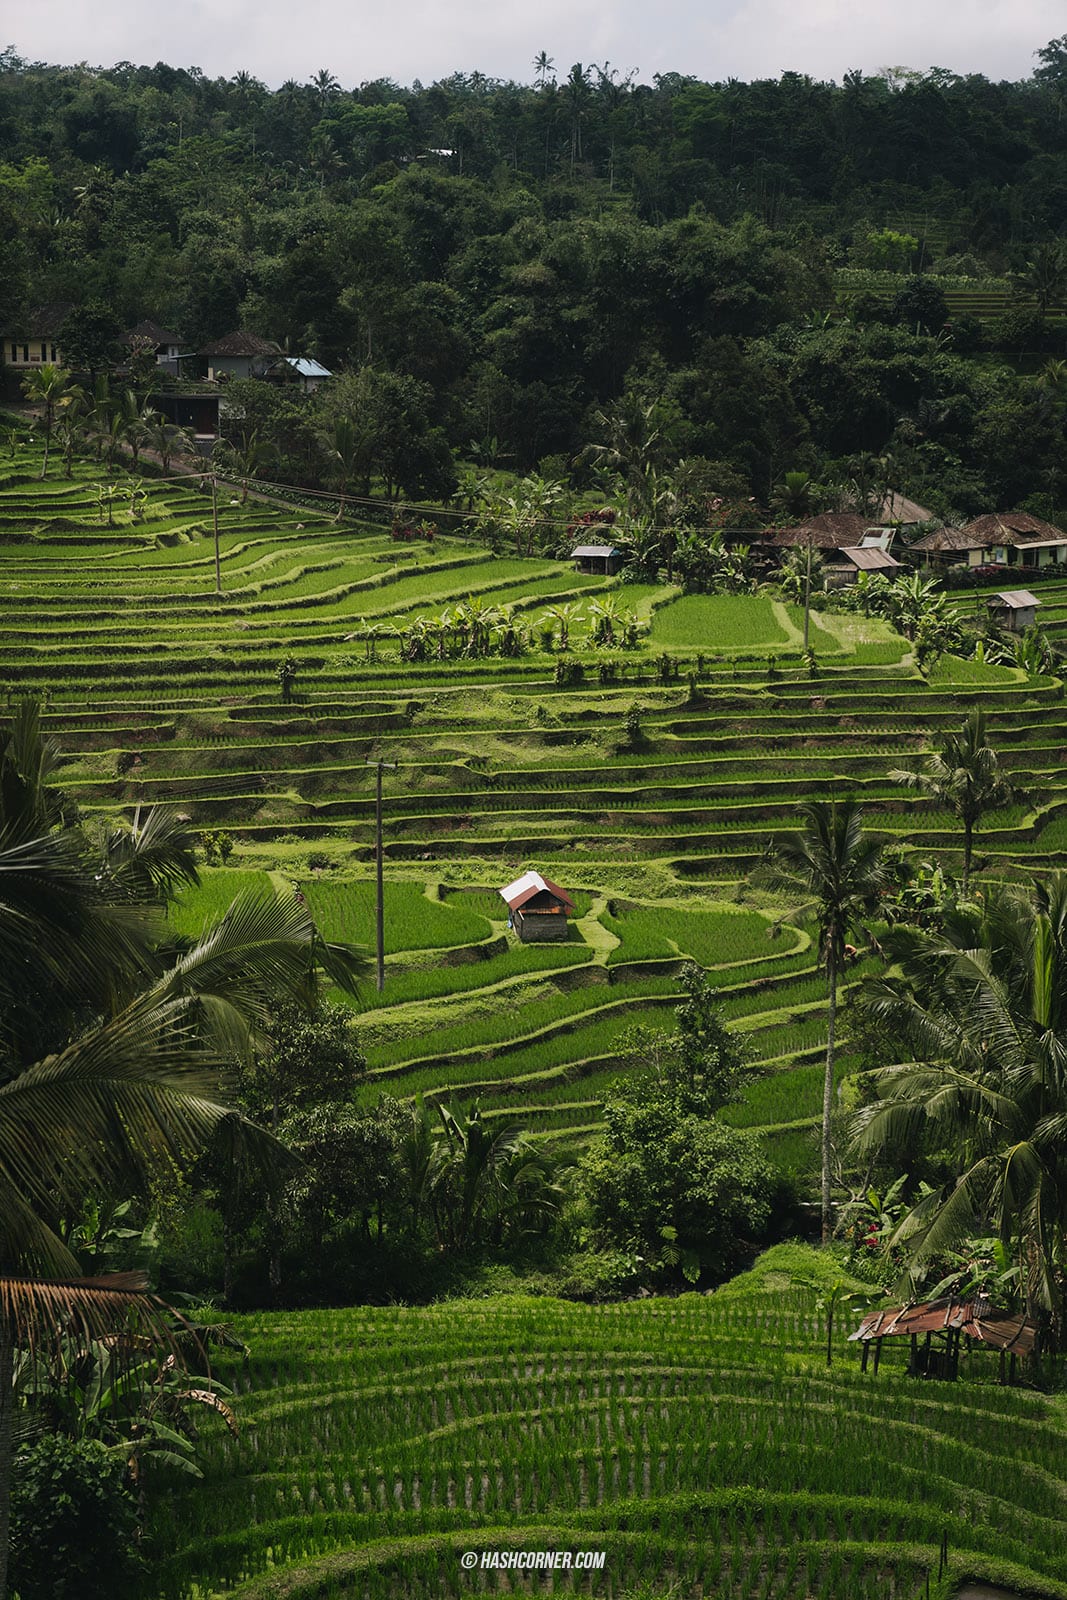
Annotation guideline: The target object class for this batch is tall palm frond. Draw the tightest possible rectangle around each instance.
[853,877,1067,1331]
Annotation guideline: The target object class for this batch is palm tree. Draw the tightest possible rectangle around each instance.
[310,68,340,110]
[325,416,367,520]
[756,800,887,1240]
[306,129,344,191]
[20,366,75,479]
[854,877,1067,1337]
[213,431,271,504]
[146,418,195,476]
[890,708,1011,894]
[1014,243,1067,313]
[55,389,90,479]
[581,398,667,516]
[563,62,592,172]
[532,51,555,87]
[881,569,954,643]
[430,1103,560,1251]
[773,469,818,522]
[0,702,362,1595]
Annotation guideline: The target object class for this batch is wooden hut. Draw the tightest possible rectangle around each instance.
[572,544,622,576]
[499,871,575,943]
[988,590,1041,632]
[849,1297,1038,1383]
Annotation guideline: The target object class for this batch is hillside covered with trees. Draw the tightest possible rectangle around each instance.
[2,40,1067,517]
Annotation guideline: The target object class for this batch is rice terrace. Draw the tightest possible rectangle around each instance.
[2,415,1067,1600]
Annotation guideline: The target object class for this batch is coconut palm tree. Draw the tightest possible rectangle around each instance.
[146,418,196,476]
[213,431,271,504]
[890,708,1012,894]
[325,415,367,521]
[756,800,887,1240]
[55,389,90,478]
[0,701,363,1596]
[581,398,667,517]
[854,876,1067,1337]
[1013,243,1067,313]
[532,51,555,87]
[773,469,818,522]
[20,366,76,479]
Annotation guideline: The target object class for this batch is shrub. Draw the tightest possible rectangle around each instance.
[582,1085,775,1286]
[9,1435,142,1600]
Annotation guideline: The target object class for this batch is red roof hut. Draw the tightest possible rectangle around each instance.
[499,871,575,943]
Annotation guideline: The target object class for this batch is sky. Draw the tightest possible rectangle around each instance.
[7,0,1063,89]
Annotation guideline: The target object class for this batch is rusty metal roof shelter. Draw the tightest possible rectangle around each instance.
[849,1296,1038,1383]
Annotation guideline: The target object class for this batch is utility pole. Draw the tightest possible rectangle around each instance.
[211,475,221,595]
[366,758,397,990]
[803,535,813,651]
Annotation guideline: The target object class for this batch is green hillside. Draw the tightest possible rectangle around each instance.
[7,437,1067,1173]
[145,1253,1067,1599]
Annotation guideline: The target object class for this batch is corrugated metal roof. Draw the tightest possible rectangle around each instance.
[990,590,1041,609]
[277,356,332,377]
[572,544,617,558]
[839,546,900,570]
[849,1298,1037,1354]
[499,870,576,913]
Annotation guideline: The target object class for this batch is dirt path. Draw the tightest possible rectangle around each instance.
[576,894,618,963]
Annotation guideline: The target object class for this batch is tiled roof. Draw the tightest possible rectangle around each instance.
[199,330,280,357]
[122,319,182,346]
[767,513,875,550]
[17,302,75,338]
[908,526,978,552]
[961,512,1067,545]
[875,491,935,525]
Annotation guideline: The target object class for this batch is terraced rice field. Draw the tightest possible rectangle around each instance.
[6,433,1067,1171]
[144,1257,1067,1599]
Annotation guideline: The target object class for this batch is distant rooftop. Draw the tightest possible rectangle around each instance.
[200,330,280,357]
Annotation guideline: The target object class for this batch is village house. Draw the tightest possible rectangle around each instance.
[871,491,935,529]
[910,512,1067,572]
[200,332,332,390]
[200,331,282,381]
[499,871,576,943]
[257,355,333,393]
[2,302,74,370]
[828,545,901,585]
[761,513,902,584]
[120,319,187,377]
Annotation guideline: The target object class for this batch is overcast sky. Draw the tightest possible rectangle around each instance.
[8,0,1063,89]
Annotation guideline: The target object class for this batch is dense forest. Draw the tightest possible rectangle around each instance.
[3,40,1067,514]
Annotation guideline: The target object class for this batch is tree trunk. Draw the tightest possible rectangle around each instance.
[822,951,838,1244]
[962,817,973,895]
[0,1319,14,1600]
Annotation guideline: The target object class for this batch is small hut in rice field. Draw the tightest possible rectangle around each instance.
[849,1296,1038,1384]
[499,870,575,943]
